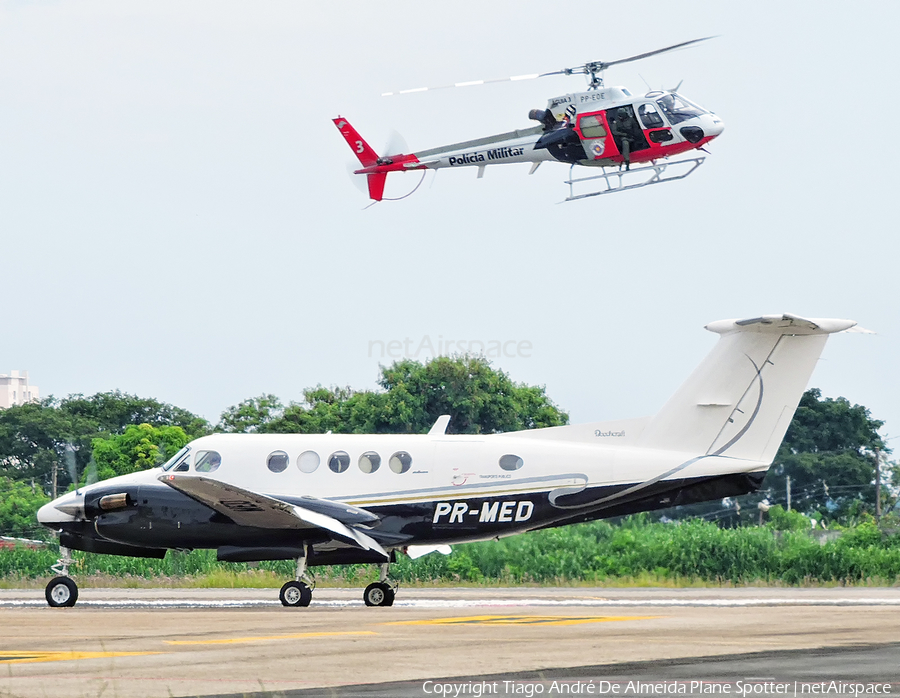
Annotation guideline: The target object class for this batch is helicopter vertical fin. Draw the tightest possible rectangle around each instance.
[367,173,387,201]
[333,117,380,167]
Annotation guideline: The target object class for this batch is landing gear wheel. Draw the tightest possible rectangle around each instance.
[364,581,395,607]
[279,580,312,607]
[45,576,78,608]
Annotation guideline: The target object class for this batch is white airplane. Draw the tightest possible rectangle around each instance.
[38,313,858,608]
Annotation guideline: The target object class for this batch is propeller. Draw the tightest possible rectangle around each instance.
[64,443,97,495]
[382,37,714,95]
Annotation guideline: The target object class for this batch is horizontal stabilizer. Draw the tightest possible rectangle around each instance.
[638,313,856,463]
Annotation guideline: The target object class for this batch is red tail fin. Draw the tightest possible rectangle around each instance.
[367,173,387,202]
[333,117,379,167]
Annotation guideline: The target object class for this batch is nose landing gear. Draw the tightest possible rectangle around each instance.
[279,548,314,607]
[45,546,78,608]
[363,562,397,607]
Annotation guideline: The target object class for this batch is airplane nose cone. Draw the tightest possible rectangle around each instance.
[37,493,84,525]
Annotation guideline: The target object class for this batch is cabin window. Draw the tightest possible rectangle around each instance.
[194,451,220,473]
[389,451,412,474]
[358,451,381,474]
[267,450,289,473]
[328,451,350,473]
[298,450,320,473]
[579,114,607,138]
[638,103,665,129]
[499,454,524,471]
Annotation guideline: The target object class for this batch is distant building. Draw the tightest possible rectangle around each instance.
[0,370,39,408]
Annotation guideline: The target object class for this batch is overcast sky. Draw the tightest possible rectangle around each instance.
[1,1,897,441]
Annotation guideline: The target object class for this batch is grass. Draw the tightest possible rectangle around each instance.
[4,516,900,589]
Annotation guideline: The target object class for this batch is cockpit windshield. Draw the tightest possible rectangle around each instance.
[161,446,191,471]
[656,93,706,124]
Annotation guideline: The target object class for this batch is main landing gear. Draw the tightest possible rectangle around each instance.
[363,562,397,607]
[45,545,78,608]
[279,549,314,607]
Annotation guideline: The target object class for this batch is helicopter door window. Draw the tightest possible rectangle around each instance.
[578,114,607,138]
[638,103,665,129]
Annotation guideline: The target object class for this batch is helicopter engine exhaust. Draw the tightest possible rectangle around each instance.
[528,109,557,130]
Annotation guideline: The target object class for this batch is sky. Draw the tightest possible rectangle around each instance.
[1,1,897,442]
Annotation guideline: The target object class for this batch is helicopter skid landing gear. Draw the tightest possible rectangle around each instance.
[364,562,397,607]
[564,156,705,201]
[280,549,314,608]
[46,546,78,608]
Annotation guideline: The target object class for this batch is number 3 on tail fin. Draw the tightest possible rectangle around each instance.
[333,117,379,167]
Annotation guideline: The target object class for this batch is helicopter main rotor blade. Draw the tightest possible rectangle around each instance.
[542,37,716,77]
[382,37,715,96]
[382,73,541,97]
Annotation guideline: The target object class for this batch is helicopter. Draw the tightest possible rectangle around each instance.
[334,38,723,202]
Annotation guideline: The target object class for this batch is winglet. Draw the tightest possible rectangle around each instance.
[428,415,451,435]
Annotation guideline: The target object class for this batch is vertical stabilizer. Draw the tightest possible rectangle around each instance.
[638,314,856,464]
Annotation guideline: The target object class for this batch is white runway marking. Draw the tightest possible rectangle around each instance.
[3,596,900,608]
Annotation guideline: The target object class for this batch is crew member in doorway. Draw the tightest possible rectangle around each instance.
[611,107,635,170]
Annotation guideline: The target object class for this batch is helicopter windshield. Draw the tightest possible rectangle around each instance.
[656,93,706,125]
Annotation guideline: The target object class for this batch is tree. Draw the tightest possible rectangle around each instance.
[216,394,284,433]
[0,399,93,493]
[763,388,888,519]
[91,423,191,481]
[0,392,208,494]
[0,477,50,537]
[225,356,569,435]
[59,391,209,439]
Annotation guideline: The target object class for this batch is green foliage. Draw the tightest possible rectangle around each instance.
[0,478,50,538]
[91,424,192,479]
[766,388,887,519]
[246,356,568,435]
[5,517,900,586]
[0,392,209,494]
[766,505,812,532]
[216,394,284,433]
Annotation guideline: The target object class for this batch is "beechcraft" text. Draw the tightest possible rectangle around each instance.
[433,501,534,524]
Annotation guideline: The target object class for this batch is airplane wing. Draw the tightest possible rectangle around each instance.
[159,474,388,559]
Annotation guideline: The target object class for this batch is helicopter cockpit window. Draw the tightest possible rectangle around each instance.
[579,115,607,138]
[638,103,665,129]
[656,93,705,124]
[162,446,190,471]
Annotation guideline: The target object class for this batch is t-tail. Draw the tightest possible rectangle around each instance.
[637,313,858,464]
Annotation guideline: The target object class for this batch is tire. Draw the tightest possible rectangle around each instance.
[45,576,78,608]
[279,581,312,607]
[364,581,394,607]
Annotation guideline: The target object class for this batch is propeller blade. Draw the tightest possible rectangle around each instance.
[64,443,78,493]
[346,161,369,197]
[601,36,715,70]
[382,73,541,96]
[544,37,716,78]
[85,456,98,487]
[381,38,715,96]
[384,129,408,157]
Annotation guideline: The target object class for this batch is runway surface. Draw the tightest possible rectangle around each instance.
[0,587,897,698]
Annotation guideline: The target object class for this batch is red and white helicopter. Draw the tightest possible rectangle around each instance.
[335,38,724,202]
